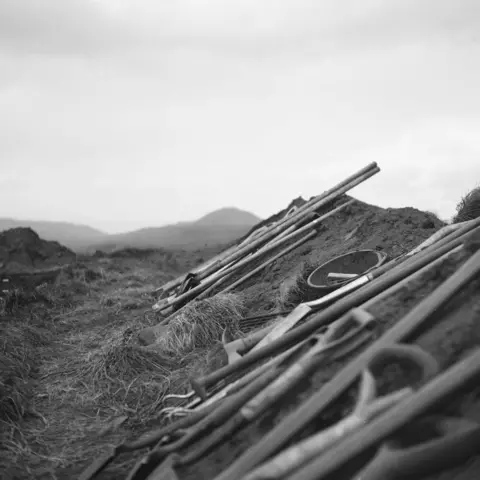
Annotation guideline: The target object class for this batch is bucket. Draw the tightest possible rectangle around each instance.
[307,249,388,292]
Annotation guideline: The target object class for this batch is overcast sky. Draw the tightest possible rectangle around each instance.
[1,0,479,233]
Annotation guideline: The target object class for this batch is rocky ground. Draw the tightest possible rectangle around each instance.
[2,197,480,480]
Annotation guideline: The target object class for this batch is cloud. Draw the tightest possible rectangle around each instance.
[0,0,135,55]
[349,117,480,220]
[2,0,479,59]
[99,0,480,59]
[0,0,479,231]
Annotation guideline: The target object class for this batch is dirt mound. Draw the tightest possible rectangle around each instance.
[0,227,76,275]
[228,198,444,316]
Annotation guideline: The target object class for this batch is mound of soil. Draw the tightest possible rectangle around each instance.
[0,228,76,293]
[0,228,76,274]
[228,198,444,315]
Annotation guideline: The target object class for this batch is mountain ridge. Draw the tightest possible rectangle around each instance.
[0,207,262,253]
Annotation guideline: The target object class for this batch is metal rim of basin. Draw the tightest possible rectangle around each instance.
[307,249,388,292]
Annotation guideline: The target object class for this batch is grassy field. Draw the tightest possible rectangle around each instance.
[0,254,231,479]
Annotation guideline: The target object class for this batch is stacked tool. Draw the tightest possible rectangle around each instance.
[79,161,480,480]
[151,162,380,320]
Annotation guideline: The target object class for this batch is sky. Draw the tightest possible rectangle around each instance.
[1,0,480,233]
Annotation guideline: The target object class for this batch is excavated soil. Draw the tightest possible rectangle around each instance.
[0,228,78,295]
[229,198,444,316]
[0,228,76,274]
[176,235,480,480]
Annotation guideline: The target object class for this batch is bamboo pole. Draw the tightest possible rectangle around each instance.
[223,230,317,293]
[243,162,377,245]
[196,229,317,302]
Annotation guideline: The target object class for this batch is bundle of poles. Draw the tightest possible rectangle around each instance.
[151,162,381,319]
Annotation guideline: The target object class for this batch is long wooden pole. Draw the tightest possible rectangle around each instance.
[250,162,377,243]
[223,230,317,293]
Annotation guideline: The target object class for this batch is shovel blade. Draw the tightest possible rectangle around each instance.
[252,303,312,352]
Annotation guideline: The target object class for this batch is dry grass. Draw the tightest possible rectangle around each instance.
[453,186,480,224]
[0,284,62,479]
[275,260,319,310]
[0,259,172,479]
[78,333,175,412]
[0,322,49,423]
[0,283,60,427]
[155,293,247,356]
[0,255,239,479]
[0,253,254,479]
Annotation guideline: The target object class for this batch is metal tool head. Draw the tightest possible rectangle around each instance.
[252,303,312,352]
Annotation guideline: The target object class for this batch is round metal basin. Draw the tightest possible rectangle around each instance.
[307,249,388,292]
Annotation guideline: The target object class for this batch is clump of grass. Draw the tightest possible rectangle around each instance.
[276,260,320,310]
[84,343,175,383]
[453,186,480,224]
[155,293,247,356]
[74,326,177,421]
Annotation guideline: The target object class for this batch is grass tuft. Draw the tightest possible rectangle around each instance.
[453,186,480,223]
[83,342,176,385]
[156,293,247,356]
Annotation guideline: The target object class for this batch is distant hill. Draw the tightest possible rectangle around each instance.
[195,207,260,227]
[0,208,262,253]
[88,207,262,253]
[0,218,107,251]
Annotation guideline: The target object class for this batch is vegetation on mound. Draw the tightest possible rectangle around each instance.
[453,185,480,223]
